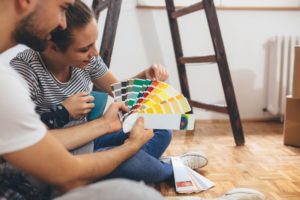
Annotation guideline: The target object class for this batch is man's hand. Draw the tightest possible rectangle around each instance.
[145,64,169,81]
[62,92,95,119]
[126,117,154,150]
[102,102,129,133]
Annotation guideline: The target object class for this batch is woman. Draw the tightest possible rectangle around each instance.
[11,0,207,183]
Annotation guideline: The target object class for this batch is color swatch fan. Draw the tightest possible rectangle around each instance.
[111,79,195,132]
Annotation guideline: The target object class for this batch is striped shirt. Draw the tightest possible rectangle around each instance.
[10,49,108,126]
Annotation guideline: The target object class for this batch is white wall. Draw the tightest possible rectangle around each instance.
[108,0,300,120]
[3,0,300,120]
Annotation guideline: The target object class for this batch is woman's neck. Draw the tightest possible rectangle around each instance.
[40,51,71,83]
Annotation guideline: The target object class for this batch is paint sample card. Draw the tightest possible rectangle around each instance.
[171,157,215,194]
[111,79,195,131]
[172,157,198,194]
[122,113,195,133]
[112,79,153,108]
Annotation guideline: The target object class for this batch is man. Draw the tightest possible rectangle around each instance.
[0,0,164,199]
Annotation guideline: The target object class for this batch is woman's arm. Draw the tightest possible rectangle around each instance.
[132,64,169,81]
[40,91,96,129]
[40,104,70,129]
[93,71,119,96]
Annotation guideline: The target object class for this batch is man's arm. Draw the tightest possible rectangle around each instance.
[3,117,153,192]
[51,102,128,150]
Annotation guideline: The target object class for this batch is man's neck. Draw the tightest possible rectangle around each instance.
[0,29,16,54]
[0,6,17,53]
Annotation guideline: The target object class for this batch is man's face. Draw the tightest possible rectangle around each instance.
[13,0,74,51]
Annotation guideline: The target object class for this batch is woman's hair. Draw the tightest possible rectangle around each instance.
[50,0,94,51]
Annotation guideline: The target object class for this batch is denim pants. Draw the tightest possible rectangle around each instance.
[93,129,173,184]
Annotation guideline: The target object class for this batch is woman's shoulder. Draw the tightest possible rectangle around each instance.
[89,55,108,68]
[12,49,40,64]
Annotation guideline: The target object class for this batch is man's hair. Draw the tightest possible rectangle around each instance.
[51,0,94,51]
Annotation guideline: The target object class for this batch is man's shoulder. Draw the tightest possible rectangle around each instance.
[0,57,47,155]
[0,63,29,96]
[0,58,22,79]
[0,55,32,93]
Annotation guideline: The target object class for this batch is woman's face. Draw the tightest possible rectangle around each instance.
[59,18,99,69]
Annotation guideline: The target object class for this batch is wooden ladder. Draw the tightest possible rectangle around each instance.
[92,0,122,68]
[165,0,245,145]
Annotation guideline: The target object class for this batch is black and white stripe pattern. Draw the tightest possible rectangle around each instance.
[10,49,108,121]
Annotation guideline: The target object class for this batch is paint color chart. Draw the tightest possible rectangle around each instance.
[111,79,195,132]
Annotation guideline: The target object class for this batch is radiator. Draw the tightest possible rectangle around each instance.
[266,36,300,116]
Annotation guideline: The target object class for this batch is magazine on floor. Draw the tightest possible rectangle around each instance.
[171,157,214,194]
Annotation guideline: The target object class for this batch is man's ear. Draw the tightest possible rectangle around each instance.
[15,0,37,15]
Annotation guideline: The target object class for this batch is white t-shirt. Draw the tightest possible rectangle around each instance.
[0,57,46,155]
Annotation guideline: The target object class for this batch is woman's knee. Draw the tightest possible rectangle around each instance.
[154,129,173,145]
[105,150,173,183]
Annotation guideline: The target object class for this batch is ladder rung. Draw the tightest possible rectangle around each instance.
[189,100,228,113]
[171,2,204,19]
[179,55,216,64]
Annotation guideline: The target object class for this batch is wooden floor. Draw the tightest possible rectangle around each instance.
[158,121,300,200]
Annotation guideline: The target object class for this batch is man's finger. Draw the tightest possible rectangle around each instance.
[133,117,144,128]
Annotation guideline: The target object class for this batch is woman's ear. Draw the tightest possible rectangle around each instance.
[48,41,59,52]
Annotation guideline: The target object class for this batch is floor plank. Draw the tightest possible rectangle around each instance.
[159,121,300,199]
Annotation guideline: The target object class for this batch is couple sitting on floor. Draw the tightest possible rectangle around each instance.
[0,0,265,199]
[10,0,208,185]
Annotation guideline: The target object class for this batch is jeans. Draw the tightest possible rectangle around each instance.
[93,129,173,184]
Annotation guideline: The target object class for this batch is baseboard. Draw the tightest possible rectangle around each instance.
[195,116,281,123]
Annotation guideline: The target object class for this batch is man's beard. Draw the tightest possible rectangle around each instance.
[13,11,48,52]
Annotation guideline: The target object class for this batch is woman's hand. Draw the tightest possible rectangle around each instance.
[62,92,95,119]
[144,64,169,81]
